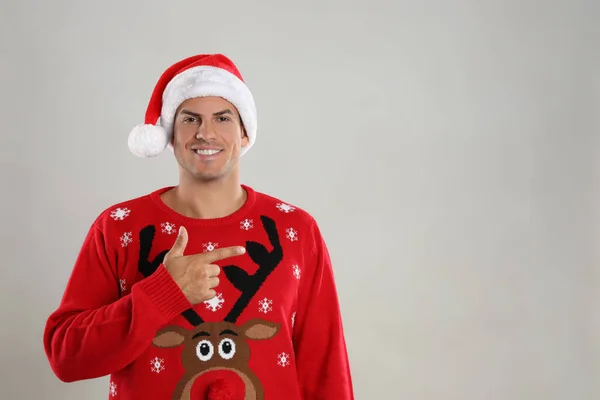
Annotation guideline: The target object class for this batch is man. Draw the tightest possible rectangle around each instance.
[43,54,354,399]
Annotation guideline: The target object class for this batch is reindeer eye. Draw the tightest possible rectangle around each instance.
[196,340,214,362]
[218,338,236,360]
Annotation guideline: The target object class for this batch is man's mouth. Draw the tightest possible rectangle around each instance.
[194,149,222,156]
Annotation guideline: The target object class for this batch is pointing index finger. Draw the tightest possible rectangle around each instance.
[201,245,246,263]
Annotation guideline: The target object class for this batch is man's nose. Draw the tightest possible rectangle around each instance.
[195,121,217,140]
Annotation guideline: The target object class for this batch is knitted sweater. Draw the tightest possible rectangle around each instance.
[43,185,354,400]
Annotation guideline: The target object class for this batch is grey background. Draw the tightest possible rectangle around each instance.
[1,0,598,399]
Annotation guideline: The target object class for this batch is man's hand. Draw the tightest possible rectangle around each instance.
[163,226,246,305]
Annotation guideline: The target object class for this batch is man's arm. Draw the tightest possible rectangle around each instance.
[43,222,191,382]
[292,218,354,399]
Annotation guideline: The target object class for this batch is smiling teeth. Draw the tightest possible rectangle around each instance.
[195,149,220,155]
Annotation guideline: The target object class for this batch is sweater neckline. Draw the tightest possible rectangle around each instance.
[148,184,256,228]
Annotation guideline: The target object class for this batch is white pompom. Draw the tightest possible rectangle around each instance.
[127,124,169,158]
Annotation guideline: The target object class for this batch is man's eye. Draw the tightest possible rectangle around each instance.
[183,117,197,123]
[217,116,231,122]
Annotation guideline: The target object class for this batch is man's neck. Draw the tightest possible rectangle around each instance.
[161,175,247,220]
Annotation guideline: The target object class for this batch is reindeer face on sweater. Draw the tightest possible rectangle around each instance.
[153,319,279,372]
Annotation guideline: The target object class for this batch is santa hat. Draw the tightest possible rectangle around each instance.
[127,54,257,158]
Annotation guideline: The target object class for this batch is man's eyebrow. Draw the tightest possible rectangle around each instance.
[213,109,234,116]
[179,109,200,118]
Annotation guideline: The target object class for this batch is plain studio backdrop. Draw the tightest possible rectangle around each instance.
[0,0,598,399]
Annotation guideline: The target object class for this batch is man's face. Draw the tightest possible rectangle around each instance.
[172,96,248,182]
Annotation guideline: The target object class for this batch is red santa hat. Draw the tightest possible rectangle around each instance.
[127,54,257,158]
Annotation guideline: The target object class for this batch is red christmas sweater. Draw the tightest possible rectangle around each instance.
[43,185,354,400]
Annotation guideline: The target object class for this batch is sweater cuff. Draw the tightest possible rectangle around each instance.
[135,265,192,322]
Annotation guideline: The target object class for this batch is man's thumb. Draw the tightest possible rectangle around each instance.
[169,226,188,257]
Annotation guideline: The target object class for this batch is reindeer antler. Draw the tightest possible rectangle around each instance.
[138,225,169,278]
[223,215,283,323]
[138,225,205,326]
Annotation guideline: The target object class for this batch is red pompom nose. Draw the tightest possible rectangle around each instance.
[207,378,238,400]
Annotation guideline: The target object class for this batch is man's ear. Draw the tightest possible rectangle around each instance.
[241,126,249,147]
[171,111,179,146]
[170,125,177,146]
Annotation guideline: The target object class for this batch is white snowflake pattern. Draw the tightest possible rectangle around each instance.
[120,279,126,293]
[203,242,219,252]
[150,357,165,373]
[276,203,296,213]
[161,222,177,235]
[291,312,296,328]
[277,352,291,367]
[120,232,132,247]
[258,297,273,314]
[204,293,225,312]
[293,264,301,280]
[110,207,130,221]
[109,381,117,397]
[286,228,298,242]
[240,218,254,230]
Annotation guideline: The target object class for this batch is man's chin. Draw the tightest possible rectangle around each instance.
[193,172,223,182]
[189,167,229,182]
